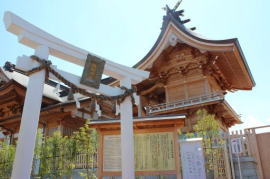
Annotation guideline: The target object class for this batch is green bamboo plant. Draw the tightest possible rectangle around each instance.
[0,123,98,178]
[37,125,97,179]
[179,109,225,178]
[72,124,97,179]
[38,131,78,178]
[0,140,15,178]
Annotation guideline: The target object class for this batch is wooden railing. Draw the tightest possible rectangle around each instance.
[145,92,224,114]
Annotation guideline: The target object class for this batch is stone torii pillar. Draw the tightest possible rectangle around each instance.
[4,11,149,179]
[120,78,135,178]
[11,46,49,179]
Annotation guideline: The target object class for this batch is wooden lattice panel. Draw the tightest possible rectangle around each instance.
[166,85,185,103]
[187,80,205,98]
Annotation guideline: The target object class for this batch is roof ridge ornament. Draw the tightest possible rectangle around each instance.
[162,1,196,31]
[173,0,183,11]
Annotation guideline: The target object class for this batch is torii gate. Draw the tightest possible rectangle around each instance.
[3,11,149,179]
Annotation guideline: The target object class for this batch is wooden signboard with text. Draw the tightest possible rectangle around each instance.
[103,132,175,172]
[91,118,185,178]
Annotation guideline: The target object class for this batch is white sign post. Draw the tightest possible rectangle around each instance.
[4,11,149,179]
[231,138,243,179]
[180,138,206,179]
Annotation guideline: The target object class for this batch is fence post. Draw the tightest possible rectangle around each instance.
[228,132,236,179]
[244,129,251,156]
[224,133,232,179]
[247,129,264,179]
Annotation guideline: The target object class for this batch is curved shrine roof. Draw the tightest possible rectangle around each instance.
[133,6,255,90]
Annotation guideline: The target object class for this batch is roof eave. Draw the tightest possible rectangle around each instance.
[233,39,256,87]
[134,13,255,89]
[135,21,236,69]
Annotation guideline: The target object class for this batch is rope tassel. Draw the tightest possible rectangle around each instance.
[115,101,120,116]
[95,100,101,117]
[53,83,61,97]
[74,93,81,109]
[67,89,74,101]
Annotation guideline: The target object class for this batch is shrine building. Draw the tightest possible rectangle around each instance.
[0,5,255,179]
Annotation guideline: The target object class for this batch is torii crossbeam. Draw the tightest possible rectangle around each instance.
[3,11,149,179]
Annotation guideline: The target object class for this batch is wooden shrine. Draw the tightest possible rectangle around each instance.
[88,5,255,179]
[0,4,255,179]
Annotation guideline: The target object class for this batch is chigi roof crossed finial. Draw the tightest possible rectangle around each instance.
[162,1,196,31]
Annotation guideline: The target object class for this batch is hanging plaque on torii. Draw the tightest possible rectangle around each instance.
[3,11,149,179]
[81,54,105,89]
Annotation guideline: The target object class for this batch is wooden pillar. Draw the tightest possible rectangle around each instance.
[97,129,103,179]
[204,77,210,95]
[228,132,236,179]
[11,46,49,179]
[223,135,232,179]
[184,83,188,100]
[137,95,142,117]
[42,123,46,137]
[164,85,169,103]
[174,126,181,179]
[120,78,135,179]
[9,132,13,145]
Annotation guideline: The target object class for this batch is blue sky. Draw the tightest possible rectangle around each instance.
[0,0,269,131]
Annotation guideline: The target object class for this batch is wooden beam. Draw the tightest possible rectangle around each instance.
[91,119,184,130]
[140,82,164,96]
